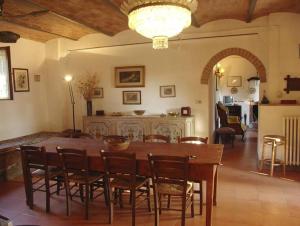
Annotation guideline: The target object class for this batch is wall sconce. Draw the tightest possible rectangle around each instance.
[214,63,225,78]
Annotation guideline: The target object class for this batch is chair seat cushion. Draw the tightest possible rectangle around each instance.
[111,176,148,189]
[68,171,104,184]
[157,181,193,196]
[215,127,235,135]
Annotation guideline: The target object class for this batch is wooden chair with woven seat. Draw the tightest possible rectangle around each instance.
[177,136,208,215]
[143,134,170,143]
[20,145,63,213]
[100,151,151,226]
[56,147,106,220]
[148,154,194,226]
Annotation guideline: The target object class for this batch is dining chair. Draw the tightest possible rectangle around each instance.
[57,147,106,219]
[143,134,170,143]
[100,150,151,226]
[177,136,208,215]
[20,145,63,212]
[148,154,194,226]
[0,214,39,226]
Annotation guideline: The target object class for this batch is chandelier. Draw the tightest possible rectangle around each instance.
[124,0,198,49]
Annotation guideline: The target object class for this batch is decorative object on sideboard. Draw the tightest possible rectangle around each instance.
[181,107,191,116]
[284,75,300,94]
[64,75,76,133]
[96,110,105,116]
[123,90,141,105]
[168,112,179,117]
[260,90,270,104]
[111,112,123,116]
[115,66,145,88]
[249,87,256,94]
[13,68,29,92]
[227,76,242,87]
[160,85,176,98]
[77,72,99,116]
[93,87,103,98]
[34,74,40,82]
[133,110,145,115]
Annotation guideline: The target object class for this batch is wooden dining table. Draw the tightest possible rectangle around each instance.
[30,137,223,226]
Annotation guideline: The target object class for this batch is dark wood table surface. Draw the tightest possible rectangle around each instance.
[34,137,223,226]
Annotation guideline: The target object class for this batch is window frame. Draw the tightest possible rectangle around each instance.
[0,46,13,100]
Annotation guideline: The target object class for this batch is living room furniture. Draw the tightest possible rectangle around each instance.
[260,135,286,176]
[225,104,242,120]
[29,137,223,226]
[214,127,235,147]
[143,134,170,143]
[83,115,194,143]
[216,102,246,140]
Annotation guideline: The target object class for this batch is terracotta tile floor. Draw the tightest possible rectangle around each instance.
[1,130,300,226]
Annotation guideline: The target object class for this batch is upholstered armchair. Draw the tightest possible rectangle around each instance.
[216,102,246,140]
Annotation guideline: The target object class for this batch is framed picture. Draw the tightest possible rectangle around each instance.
[123,91,141,105]
[160,85,176,98]
[227,76,242,87]
[115,66,145,88]
[93,87,104,98]
[13,68,30,92]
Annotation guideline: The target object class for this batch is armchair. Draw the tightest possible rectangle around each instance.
[216,102,246,140]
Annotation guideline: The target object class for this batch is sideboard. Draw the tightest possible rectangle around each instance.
[83,115,195,143]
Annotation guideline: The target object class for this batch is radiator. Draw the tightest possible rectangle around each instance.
[283,116,300,166]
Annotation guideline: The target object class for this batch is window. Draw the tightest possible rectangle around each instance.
[0,47,12,100]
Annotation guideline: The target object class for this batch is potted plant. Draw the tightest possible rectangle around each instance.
[77,72,99,116]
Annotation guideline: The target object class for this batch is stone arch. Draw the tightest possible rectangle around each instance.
[201,48,266,84]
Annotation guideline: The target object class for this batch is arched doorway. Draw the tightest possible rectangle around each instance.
[201,48,266,84]
[203,48,267,140]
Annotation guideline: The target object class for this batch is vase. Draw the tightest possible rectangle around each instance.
[86,100,92,116]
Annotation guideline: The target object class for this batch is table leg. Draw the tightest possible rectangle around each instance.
[206,175,215,226]
[213,167,218,206]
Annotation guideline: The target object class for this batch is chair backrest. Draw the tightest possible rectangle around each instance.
[177,136,208,144]
[100,150,137,186]
[216,102,229,127]
[56,147,88,175]
[143,134,170,143]
[148,154,189,193]
[20,145,47,171]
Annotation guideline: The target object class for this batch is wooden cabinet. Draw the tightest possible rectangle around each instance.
[83,115,195,143]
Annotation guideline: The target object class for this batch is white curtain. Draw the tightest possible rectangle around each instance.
[0,49,9,99]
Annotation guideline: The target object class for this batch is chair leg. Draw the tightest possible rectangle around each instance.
[270,142,276,176]
[119,189,123,208]
[131,188,136,226]
[85,183,89,220]
[104,181,109,207]
[199,182,203,216]
[260,143,265,171]
[107,185,113,224]
[153,186,159,226]
[90,184,94,200]
[181,193,186,226]
[64,181,71,216]
[45,176,50,213]
[191,193,194,218]
[167,195,171,209]
[146,181,152,212]
[28,175,34,210]
[79,184,84,203]
[159,194,162,215]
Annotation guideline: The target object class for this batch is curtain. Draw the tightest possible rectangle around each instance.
[0,49,10,99]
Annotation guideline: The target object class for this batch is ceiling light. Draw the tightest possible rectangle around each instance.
[124,0,197,49]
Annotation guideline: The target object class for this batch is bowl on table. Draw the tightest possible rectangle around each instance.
[104,136,130,151]
[133,110,145,115]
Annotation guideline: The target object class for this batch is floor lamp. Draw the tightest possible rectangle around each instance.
[64,75,76,134]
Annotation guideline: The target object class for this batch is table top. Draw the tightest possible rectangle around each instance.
[36,137,223,165]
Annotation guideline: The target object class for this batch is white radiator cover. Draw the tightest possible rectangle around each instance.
[283,116,300,166]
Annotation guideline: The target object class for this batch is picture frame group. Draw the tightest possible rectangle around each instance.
[115,66,145,88]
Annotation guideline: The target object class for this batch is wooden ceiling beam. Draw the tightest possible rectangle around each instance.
[28,0,126,36]
[2,17,77,40]
[246,0,257,23]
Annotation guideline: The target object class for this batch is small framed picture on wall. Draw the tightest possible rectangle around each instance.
[160,85,176,98]
[227,76,242,87]
[93,87,104,98]
[13,68,30,92]
[123,91,141,105]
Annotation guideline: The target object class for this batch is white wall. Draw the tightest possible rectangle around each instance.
[0,39,48,140]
